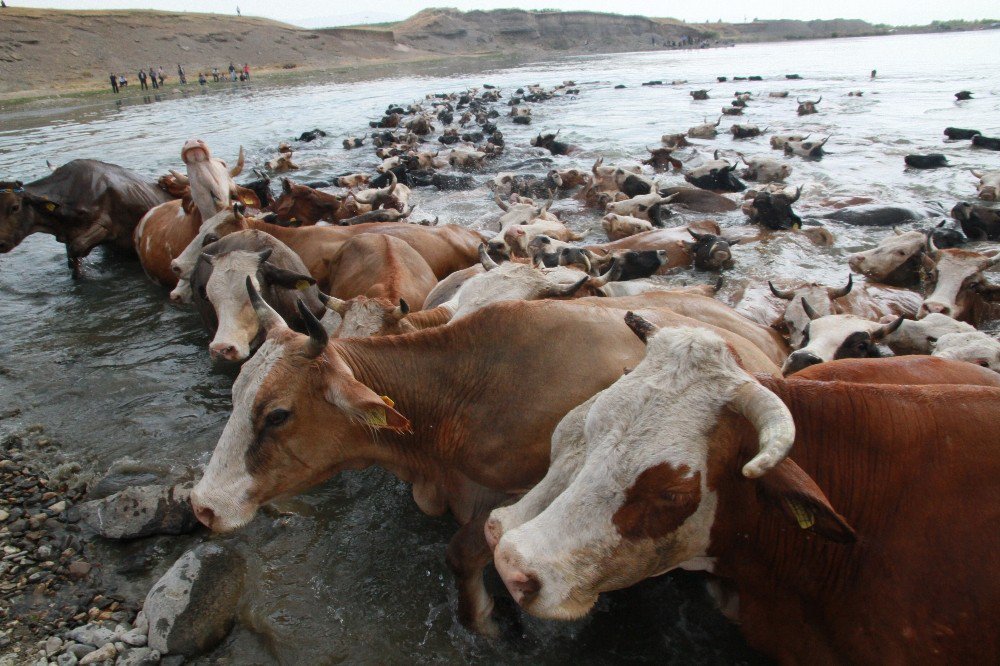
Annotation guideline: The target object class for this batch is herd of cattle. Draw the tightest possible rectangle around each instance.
[1,79,999,663]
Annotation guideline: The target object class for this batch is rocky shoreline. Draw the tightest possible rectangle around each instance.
[1,423,244,665]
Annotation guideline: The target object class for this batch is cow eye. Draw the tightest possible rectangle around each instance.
[265,409,291,428]
[979,361,990,368]
[202,233,219,247]
[10,203,19,213]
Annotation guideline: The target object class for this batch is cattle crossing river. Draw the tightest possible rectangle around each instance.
[1,29,998,663]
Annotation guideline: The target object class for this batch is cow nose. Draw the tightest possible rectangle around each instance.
[919,302,951,318]
[782,351,823,376]
[170,260,182,276]
[484,516,504,552]
[847,254,863,271]
[191,499,216,530]
[494,549,541,607]
[209,343,240,362]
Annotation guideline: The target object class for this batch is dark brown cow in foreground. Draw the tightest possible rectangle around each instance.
[190,298,778,636]
[488,324,1000,663]
[0,160,171,276]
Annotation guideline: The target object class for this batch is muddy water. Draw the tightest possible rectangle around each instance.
[1,30,999,664]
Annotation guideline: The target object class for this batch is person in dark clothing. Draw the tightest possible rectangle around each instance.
[149,67,158,89]
[243,63,250,80]
[199,72,207,86]
[109,73,119,94]
[138,69,148,90]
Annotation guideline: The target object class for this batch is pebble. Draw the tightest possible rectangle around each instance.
[57,653,79,666]
[48,500,67,514]
[45,635,63,656]
[114,647,160,666]
[120,630,147,648]
[0,509,8,521]
[67,643,96,659]
[79,643,117,665]
[67,624,116,648]
[67,561,92,578]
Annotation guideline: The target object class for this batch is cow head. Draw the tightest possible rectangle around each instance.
[270,179,342,226]
[486,322,851,619]
[0,181,29,254]
[745,187,802,230]
[180,139,244,220]
[320,294,415,338]
[932,332,1000,373]
[971,170,1000,201]
[449,255,590,320]
[847,228,925,286]
[919,238,1000,320]
[782,299,903,375]
[796,96,822,115]
[190,283,412,531]
[170,205,250,283]
[684,229,735,271]
[194,241,317,362]
[768,275,854,346]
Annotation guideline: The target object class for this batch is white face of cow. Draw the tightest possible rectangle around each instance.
[604,192,669,220]
[919,249,1000,319]
[170,208,243,281]
[974,171,1000,201]
[450,264,587,321]
[783,312,896,375]
[488,326,794,620]
[932,331,1000,372]
[746,157,791,183]
[603,214,652,240]
[847,230,924,281]
[204,251,268,362]
[884,313,974,355]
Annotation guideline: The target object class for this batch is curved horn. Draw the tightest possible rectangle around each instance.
[871,316,905,341]
[46,160,56,172]
[971,169,983,178]
[828,273,853,299]
[925,231,940,257]
[768,281,795,300]
[493,190,510,212]
[229,146,245,177]
[539,191,555,214]
[819,137,830,147]
[815,96,822,104]
[317,291,348,315]
[624,311,659,343]
[246,276,286,335]
[547,274,589,298]
[714,115,722,126]
[588,257,621,287]
[728,381,796,478]
[389,299,410,322]
[256,247,274,264]
[714,149,720,161]
[232,202,245,220]
[169,170,190,186]
[296,299,328,358]
[478,243,499,270]
[892,226,904,236]
[800,296,821,321]
[384,171,398,196]
[592,157,603,175]
[687,228,707,241]
[796,96,804,104]
[790,185,803,203]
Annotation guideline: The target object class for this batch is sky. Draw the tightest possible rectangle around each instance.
[9,1,999,29]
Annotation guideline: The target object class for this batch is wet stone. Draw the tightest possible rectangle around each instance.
[80,484,198,540]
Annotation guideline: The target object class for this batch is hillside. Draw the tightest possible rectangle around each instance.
[0,7,995,102]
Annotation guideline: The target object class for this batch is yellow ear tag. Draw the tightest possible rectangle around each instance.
[243,197,254,205]
[380,395,395,408]
[45,203,56,212]
[295,280,311,291]
[365,408,387,427]
[785,499,815,529]
[289,217,297,223]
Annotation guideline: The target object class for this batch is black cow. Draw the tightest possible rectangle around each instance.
[952,202,1000,241]
[530,131,576,156]
[972,135,1000,151]
[944,127,982,140]
[745,187,803,230]
[905,154,948,169]
[685,231,736,271]
[298,129,327,142]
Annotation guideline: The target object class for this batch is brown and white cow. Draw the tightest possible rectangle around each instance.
[688,116,722,139]
[972,169,1000,201]
[586,222,735,273]
[487,323,1000,663]
[918,240,1000,323]
[189,297,777,635]
[847,228,928,287]
[269,179,345,226]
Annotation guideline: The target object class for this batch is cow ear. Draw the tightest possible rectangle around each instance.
[326,376,412,434]
[754,458,856,543]
[260,262,316,291]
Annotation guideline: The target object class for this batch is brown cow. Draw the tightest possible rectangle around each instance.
[795,355,1000,386]
[586,222,735,272]
[0,161,171,276]
[269,179,346,226]
[489,323,1000,663]
[919,240,1000,323]
[189,298,779,636]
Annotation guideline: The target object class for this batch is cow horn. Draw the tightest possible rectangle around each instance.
[828,273,853,299]
[169,170,190,186]
[589,257,621,287]
[624,311,659,343]
[714,116,721,126]
[729,380,796,478]
[479,243,499,270]
[971,169,983,178]
[790,185,803,203]
[540,191,555,213]
[281,178,292,195]
[253,168,269,183]
[390,299,410,321]
[246,276,286,335]
[925,231,940,258]
[232,202,245,220]
[547,274,589,298]
[688,228,707,241]
[229,146,245,178]
[738,153,748,165]
[819,137,830,147]
[815,96,822,104]
[768,281,795,300]
[296,299,328,358]
[318,291,348,315]
[592,157,603,175]
[493,190,510,212]
[892,226,904,236]
[256,247,274,264]
[46,160,56,172]
[871,316,905,341]
[981,251,1000,269]
[714,149,720,160]
[800,297,821,321]
[796,97,804,104]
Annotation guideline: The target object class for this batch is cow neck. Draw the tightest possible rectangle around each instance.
[246,218,298,242]
[706,377,895,598]
[329,332,491,479]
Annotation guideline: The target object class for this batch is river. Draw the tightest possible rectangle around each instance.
[1,29,998,664]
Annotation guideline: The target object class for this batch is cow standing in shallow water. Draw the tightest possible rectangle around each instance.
[487,323,1000,663]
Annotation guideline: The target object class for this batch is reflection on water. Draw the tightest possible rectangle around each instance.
[1,30,999,664]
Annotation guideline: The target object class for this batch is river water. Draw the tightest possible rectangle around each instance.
[1,30,999,664]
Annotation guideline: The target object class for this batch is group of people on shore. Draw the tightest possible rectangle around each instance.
[109,62,251,94]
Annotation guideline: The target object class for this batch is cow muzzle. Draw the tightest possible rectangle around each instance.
[782,350,823,376]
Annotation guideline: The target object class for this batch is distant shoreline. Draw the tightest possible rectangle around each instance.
[0,7,996,108]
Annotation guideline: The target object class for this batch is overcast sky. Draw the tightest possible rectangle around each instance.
[10,1,999,28]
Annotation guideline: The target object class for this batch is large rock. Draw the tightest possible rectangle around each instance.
[80,484,199,540]
[115,647,160,666]
[143,542,245,657]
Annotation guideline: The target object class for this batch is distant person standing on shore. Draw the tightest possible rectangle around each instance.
[177,64,187,85]
[119,74,127,88]
[149,67,158,89]
[138,69,148,91]
[212,67,220,82]
[199,72,207,86]
[237,6,241,16]
[871,69,877,79]
[243,63,250,80]
[157,66,165,87]
[109,73,119,94]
